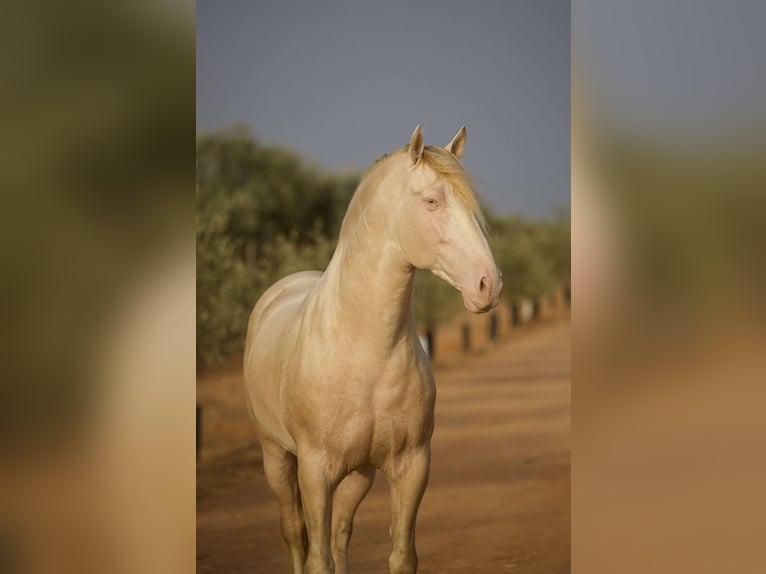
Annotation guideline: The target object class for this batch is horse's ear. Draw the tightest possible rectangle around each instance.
[446,125,467,158]
[409,125,424,165]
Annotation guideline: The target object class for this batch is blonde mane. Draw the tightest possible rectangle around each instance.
[359,144,486,229]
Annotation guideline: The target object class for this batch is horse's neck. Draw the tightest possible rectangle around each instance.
[312,168,416,350]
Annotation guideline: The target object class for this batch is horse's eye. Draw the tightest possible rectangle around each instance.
[424,197,438,207]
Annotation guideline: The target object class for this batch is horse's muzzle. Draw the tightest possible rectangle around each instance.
[462,268,503,313]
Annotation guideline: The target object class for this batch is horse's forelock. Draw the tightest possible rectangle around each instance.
[358,144,487,232]
[420,146,486,231]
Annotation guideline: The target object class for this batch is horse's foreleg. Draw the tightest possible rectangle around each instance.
[331,467,376,574]
[297,450,338,574]
[261,440,307,574]
[384,446,430,574]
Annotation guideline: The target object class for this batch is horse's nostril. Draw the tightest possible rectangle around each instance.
[479,276,488,295]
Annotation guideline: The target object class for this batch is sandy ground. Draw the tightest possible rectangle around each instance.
[197,317,570,573]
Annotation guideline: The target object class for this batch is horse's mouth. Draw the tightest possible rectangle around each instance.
[461,293,495,314]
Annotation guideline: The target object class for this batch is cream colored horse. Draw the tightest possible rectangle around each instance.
[244,126,502,574]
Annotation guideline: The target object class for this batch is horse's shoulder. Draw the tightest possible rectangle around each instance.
[248,270,323,336]
[260,270,322,307]
[268,269,322,292]
[280,269,324,284]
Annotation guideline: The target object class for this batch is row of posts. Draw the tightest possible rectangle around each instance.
[431,286,570,361]
[458,303,512,354]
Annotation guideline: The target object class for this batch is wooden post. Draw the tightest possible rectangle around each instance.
[196,404,202,460]
[461,323,471,352]
[426,330,435,362]
[511,301,520,327]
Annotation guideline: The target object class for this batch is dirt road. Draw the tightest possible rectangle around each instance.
[197,318,570,573]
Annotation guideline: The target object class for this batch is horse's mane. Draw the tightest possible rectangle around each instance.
[359,146,407,180]
[359,144,486,229]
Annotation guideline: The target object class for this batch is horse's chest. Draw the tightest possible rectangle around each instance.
[367,370,435,455]
[290,349,435,459]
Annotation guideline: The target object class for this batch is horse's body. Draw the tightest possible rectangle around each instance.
[244,126,502,574]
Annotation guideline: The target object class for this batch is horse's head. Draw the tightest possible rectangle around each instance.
[396,125,503,313]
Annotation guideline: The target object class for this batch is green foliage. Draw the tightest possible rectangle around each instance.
[196,194,254,367]
[249,228,337,293]
[488,213,571,301]
[197,127,357,247]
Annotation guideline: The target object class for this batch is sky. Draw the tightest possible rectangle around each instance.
[574,0,766,143]
[197,1,570,218]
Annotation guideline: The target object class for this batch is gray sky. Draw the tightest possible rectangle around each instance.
[197,0,570,218]
[574,0,766,142]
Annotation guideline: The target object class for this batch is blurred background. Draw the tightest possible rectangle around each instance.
[0,1,195,573]
[573,1,766,572]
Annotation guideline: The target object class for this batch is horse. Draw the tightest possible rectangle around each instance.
[243,125,502,574]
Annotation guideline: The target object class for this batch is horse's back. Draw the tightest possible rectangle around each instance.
[244,270,322,450]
